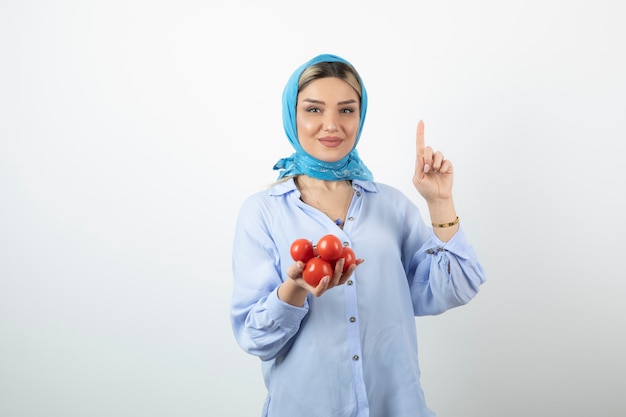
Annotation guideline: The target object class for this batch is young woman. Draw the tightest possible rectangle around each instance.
[230,53,486,417]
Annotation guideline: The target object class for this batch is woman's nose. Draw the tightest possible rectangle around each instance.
[323,113,338,132]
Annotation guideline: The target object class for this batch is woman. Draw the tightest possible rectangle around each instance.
[230,53,486,417]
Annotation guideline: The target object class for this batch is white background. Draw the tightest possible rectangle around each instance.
[1,1,625,416]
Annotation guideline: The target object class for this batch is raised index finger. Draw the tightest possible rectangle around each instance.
[416,119,425,157]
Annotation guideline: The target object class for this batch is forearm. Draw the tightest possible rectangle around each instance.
[410,227,486,315]
[277,278,309,307]
[426,197,459,242]
[231,288,309,361]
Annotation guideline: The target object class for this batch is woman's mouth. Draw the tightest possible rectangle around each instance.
[318,137,342,147]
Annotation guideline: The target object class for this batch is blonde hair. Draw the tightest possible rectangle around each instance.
[298,61,362,99]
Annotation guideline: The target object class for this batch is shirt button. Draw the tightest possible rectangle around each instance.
[347,280,353,285]
[427,249,435,254]
[353,355,360,361]
[349,317,356,323]
[437,247,444,252]
[348,216,355,222]
[356,191,361,197]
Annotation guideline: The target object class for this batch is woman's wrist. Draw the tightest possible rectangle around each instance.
[426,198,456,222]
[426,198,458,242]
[277,278,309,307]
[432,216,459,228]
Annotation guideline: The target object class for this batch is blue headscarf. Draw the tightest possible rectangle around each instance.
[273,54,374,181]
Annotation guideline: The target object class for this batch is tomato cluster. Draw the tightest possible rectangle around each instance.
[290,234,357,286]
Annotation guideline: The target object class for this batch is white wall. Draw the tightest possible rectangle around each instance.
[1,1,625,416]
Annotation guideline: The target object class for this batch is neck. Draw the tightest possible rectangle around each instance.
[296,176,350,192]
[295,176,354,227]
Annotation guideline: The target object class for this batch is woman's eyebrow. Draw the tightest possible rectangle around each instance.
[301,98,357,105]
[301,98,324,104]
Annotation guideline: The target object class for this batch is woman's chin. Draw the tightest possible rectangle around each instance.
[313,150,350,163]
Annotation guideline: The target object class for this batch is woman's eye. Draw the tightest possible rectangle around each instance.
[341,108,356,114]
[306,107,321,113]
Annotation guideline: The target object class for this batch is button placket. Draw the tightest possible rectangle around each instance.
[344,186,360,227]
[343,263,362,369]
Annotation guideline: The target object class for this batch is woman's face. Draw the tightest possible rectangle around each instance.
[296,77,360,162]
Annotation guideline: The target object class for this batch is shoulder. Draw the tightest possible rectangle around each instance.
[238,179,296,216]
[354,180,410,201]
[355,180,421,222]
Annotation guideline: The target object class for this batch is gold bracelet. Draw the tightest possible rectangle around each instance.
[432,216,459,228]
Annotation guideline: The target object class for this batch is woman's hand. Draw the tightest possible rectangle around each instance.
[412,120,454,203]
[285,258,364,298]
[412,120,459,241]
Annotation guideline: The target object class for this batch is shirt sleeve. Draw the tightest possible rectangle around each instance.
[229,194,309,361]
[409,226,486,316]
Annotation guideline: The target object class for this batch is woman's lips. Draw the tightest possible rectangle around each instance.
[318,137,342,147]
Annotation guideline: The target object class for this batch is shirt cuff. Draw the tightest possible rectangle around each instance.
[266,287,310,332]
[427,225,476,259]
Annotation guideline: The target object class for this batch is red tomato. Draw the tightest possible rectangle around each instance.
[340,247,357,272]
[316,234,343,262]
[290,238,315,263]
[302,257,333,286]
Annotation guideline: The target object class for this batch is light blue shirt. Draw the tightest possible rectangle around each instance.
[230,178,486,417]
